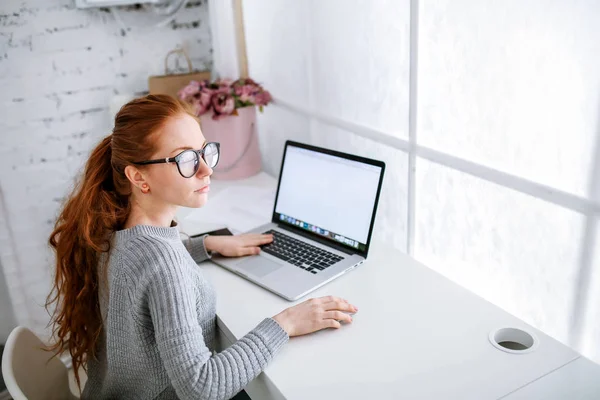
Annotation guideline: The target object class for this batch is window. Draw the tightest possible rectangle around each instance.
[242,0,600,362]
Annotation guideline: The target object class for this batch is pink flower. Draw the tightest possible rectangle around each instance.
[215,78,234,88]
[254,90,272,106]
[177,81,201,101]
[211,92,235,119]
[215,85,233,95]
[179,76,270,116]
[200,90,213,107]
[235,84,257,103]
[190,97,203,115]
[190,89,214,116]
[233,78,257,87]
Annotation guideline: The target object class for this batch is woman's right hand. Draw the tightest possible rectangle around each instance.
[272,296,358,337]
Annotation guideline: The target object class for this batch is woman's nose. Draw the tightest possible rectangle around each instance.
[197,157,213,177]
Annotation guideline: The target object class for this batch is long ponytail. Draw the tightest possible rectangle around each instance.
[45,94,198,391]
[46,135,129,389]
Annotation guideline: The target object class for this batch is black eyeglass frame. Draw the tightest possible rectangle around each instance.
[132,142,220,178]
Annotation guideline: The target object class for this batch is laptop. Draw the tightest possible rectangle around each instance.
[211,140,385,301]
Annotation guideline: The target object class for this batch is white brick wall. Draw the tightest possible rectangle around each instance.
[0,0,213,339]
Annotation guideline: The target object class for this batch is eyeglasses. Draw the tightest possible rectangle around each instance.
[133,142,220,178]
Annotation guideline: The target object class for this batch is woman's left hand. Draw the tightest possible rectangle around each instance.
[204,233,274,257]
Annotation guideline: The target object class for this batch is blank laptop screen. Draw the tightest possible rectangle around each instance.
[274,145,383,252]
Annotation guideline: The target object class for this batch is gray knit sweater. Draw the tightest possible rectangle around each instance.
[82,224,289,400]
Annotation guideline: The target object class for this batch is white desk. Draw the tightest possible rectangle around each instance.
[502,357,600,399]
[179,173,598,400]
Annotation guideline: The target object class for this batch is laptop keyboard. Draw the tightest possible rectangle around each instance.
[260,230,344,274]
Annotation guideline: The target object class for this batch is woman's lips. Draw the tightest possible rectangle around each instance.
[195,185,210,193]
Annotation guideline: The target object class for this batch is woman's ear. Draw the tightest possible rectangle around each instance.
[124,165,148,192]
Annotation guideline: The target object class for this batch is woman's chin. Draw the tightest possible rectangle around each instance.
[189,192,209,208]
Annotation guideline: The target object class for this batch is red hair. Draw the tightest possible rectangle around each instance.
[46,94,197,390]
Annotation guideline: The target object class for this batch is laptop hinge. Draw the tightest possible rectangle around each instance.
[277,224,356,255]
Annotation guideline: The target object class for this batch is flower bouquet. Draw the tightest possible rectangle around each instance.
[177,78,272,180]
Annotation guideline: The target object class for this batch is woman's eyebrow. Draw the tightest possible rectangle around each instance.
[170,141,207,155]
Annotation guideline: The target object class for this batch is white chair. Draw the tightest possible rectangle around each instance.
[1,326,78,400]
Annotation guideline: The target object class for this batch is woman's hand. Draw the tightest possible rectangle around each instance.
[204,233,273,257]
[272,296,358,337]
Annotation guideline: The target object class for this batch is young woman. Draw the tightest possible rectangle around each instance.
[46,94,357,400]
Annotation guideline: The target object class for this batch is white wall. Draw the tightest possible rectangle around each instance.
[244,0,411,252]
[0,260,16,343]
[241,0,313,176]
[242,0,600,362]
[0,0,212,337]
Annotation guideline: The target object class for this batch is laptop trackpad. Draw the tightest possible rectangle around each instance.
[238,257,282,278]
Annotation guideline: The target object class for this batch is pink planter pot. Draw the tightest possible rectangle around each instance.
[199,106,262,180]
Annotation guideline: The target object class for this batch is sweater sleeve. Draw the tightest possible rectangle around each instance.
[183,234,212,263]
[146,248,289,400]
